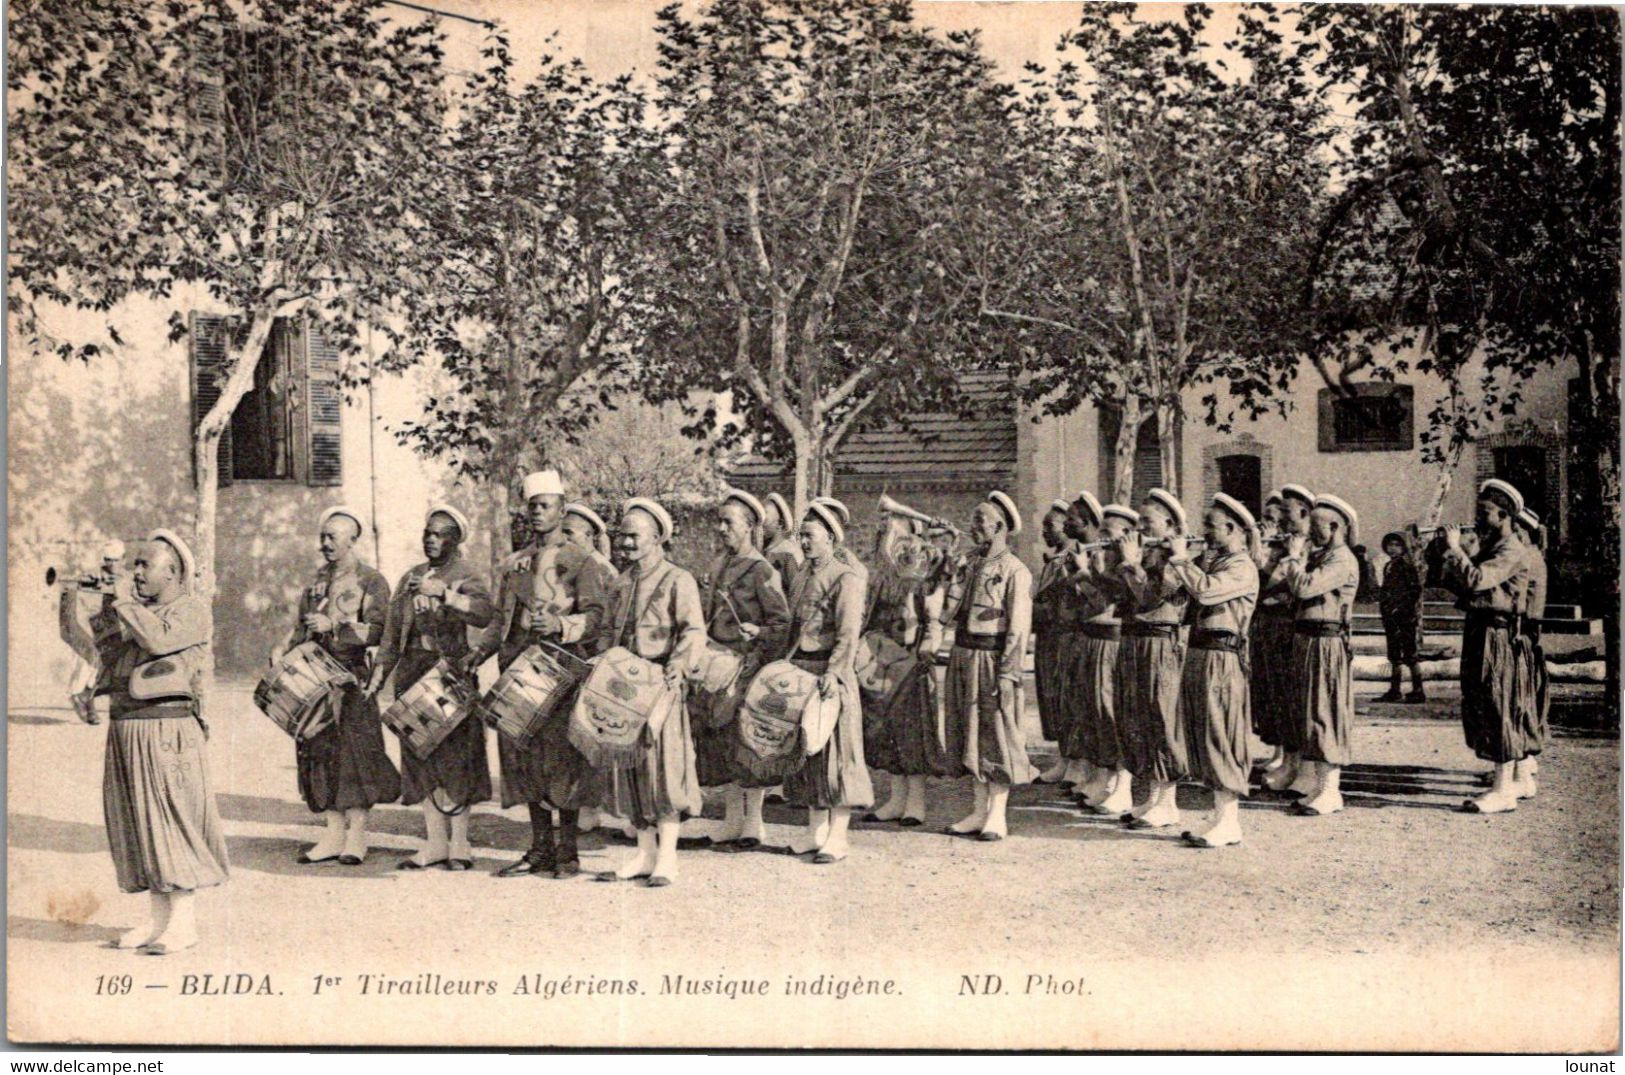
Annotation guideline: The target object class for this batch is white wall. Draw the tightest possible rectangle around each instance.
[1022,351,1575,560]
[8,291,488,706]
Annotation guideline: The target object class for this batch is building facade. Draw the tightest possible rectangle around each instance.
[9,290,494,706]
[1019,355,1581,595]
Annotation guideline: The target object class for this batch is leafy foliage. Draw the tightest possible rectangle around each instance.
[979,2,1328,501]
[8,0,453,604]
[388,31,657,508]
[638,0,1022,512]
[1299,5,1620,545]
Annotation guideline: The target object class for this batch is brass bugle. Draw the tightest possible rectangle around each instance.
[878,493,960,536]
[1414,524,1478,537]
[45,566,106,589]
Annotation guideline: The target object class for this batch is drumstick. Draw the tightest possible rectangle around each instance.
[717,590,743,628]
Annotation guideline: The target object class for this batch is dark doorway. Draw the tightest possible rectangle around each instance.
[1217,454,1263,520]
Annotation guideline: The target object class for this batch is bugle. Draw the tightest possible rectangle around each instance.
[878,494,960,537]
[1414,524,1478,539]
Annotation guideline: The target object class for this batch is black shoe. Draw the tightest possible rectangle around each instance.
[397,858,446,871]
[1404,690,1428,703]
[551,858,581,879]
[897,817,923,828]
[444,858,474,871]
[556,817,579,867]
[297,851,339,865]
[496,848,554,878]
[1376,689,1403,703]
[338,855,363,867]
[676,836,713,850]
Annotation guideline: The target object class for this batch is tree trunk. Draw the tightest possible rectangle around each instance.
[1421,441,1464,528]
[1111,394,1141,505]
[191,308,279,696]
[1155,400,1180,501]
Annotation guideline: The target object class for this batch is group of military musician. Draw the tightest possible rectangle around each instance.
[68,469,1553,953]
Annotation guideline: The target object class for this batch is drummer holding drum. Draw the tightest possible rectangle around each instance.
[471,470,612,881]
[693,488,790,850]
[269,507,399,866]
[779,501,873,863]
[590,498,707,888]
[366,505,496,872]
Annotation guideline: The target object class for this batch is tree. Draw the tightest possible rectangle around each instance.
[640,0,1019,515]
[1299,4,1620,550]
[389,32,655,567]
[977,2,1327,504]
[8,0,449,618]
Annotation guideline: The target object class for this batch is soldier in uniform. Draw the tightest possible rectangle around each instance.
[1114,489,1191,830]
[695,488,790,848]
[1167,494,1261,848]
[593,499,706,887]
[469,471,611,880]
[1513,508,1549,797]
[559,502,636,839]
[100,530,228,954]
[366,505,495,871]
[862,501,948,826]
[270,507,399,866]
[1067,496,1134,815]
[1258,484,1317,794]
[1276,494,1362,816]
[763,492,802,590]
[812,496,869,586]
[1033,500,1079,786]
[941,491,1034,841]
[1438,479,1533,814]
[781,501,872,860]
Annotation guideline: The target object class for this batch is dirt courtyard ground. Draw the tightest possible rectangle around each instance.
[7,678,1619,1050]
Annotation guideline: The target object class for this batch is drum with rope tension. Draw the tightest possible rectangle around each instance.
[478,642,591,745]
[254,641,354,741]
[381,658,477,760]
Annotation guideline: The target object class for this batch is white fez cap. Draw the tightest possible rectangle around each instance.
[146,528,196,586]
[427,503,471,541]
[564,502,608,535]
[764,493,793,530]
[812,496,850,527]
[522,469,565,500]
[318,505,367,536]
[804,502,846,545]
[1211,492,1257,532]
[1264,488,1284,506]
[1280,483,1315,508]
[1048,498,1070,516]
[1144,488,1187,532]
[1103,504,1139,526]
[623,497,674,543]
[1478,478,1525,516]
[1517,508,1542,534]
[1073,490,1104,527]
[722,487,767,526]
[1313,493,1359,545]
[987,490,1022,535]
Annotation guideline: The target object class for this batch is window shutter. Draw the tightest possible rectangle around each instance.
[189,312,234,487]
[303,319,344,487]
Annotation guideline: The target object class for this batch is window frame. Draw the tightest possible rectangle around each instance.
[1316,383,1415,453]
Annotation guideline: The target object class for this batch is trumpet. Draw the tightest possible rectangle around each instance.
[878,494,960,537]
[45,566,114,591]
[1414,524,1478,537]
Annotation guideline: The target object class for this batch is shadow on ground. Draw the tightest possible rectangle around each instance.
[7,915,122,947]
